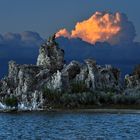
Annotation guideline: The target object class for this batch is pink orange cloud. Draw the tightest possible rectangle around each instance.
[56,12,136,45]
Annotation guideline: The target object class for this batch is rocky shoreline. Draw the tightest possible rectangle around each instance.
[0,34,140,112]
[2,108,140,114]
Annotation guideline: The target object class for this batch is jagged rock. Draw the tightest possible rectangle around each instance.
[62,61,81,80]
[125,65,140,89]
[45,70,62,91]
[0,78,10,95]
[75,65,88,82]
[84,59,98,90]
[18,90,43,110]
[0,34,122,111]
[43,70,70,92]
[45,58,121,92]
[76,59,121,91]
[125,74,140,89]
[44,61,81,92]
[0,61,44,110]
[96,65,120,90]
[8,61,19,85]
[35,69,50,81]
[123,68,140,103]
[37,34,64,72]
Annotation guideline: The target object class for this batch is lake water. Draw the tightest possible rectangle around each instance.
[0,112,140,140]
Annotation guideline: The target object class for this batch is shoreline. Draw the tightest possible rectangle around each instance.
[50,108,140,114]
[1,104,140,114]
[1,108,140,114]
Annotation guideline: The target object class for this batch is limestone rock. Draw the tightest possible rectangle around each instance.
[96,65,120,90]
[0,34,122,111]
[62,61,81,80]
[75,65,88,82]
[0,61,44,110]
[45,70,62,91]
[75,59,121,91]
[37,34,64,72]
[125,65,140,89]
[84,59,98,90]
[125,74,140,89]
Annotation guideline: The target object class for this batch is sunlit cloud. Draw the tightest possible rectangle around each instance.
[56,29,70,39]
[56,11,136,45]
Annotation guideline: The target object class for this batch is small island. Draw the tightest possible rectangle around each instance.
[0,34,140,112]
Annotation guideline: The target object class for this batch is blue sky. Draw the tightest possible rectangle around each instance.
[0,0,140,41]
[0,0,140,78]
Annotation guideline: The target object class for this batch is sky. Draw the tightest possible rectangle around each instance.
[0,0,140,41]
[0,0,140,79]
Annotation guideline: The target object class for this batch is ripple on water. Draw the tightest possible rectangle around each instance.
[0,112,140,140]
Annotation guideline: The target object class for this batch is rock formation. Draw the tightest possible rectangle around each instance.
[0,61,44,110]
[76,59,121,91]
[0,34,65,111]
[37,34,64,72]
[125,65,140,89]
[0,34,126,111]
[124,65,140,95]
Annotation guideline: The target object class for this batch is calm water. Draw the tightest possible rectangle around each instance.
[0,112,140,140]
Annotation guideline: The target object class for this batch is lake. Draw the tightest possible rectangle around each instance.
[0,111,139,140]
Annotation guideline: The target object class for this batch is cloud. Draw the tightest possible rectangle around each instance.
[0,30,139,79]
[0,31,44,79]
[56,12,136,45]
[55,29,70,38]
[20,31,44,46]
[0,31,44,47]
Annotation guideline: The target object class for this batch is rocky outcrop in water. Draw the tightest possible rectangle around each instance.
[76,59,121,91]
[0,34,136,111]
[125,65,140,89]
[0,35,65,111]
[0,61,44,110]
[124,65,140,95]
[37,34,64,72]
